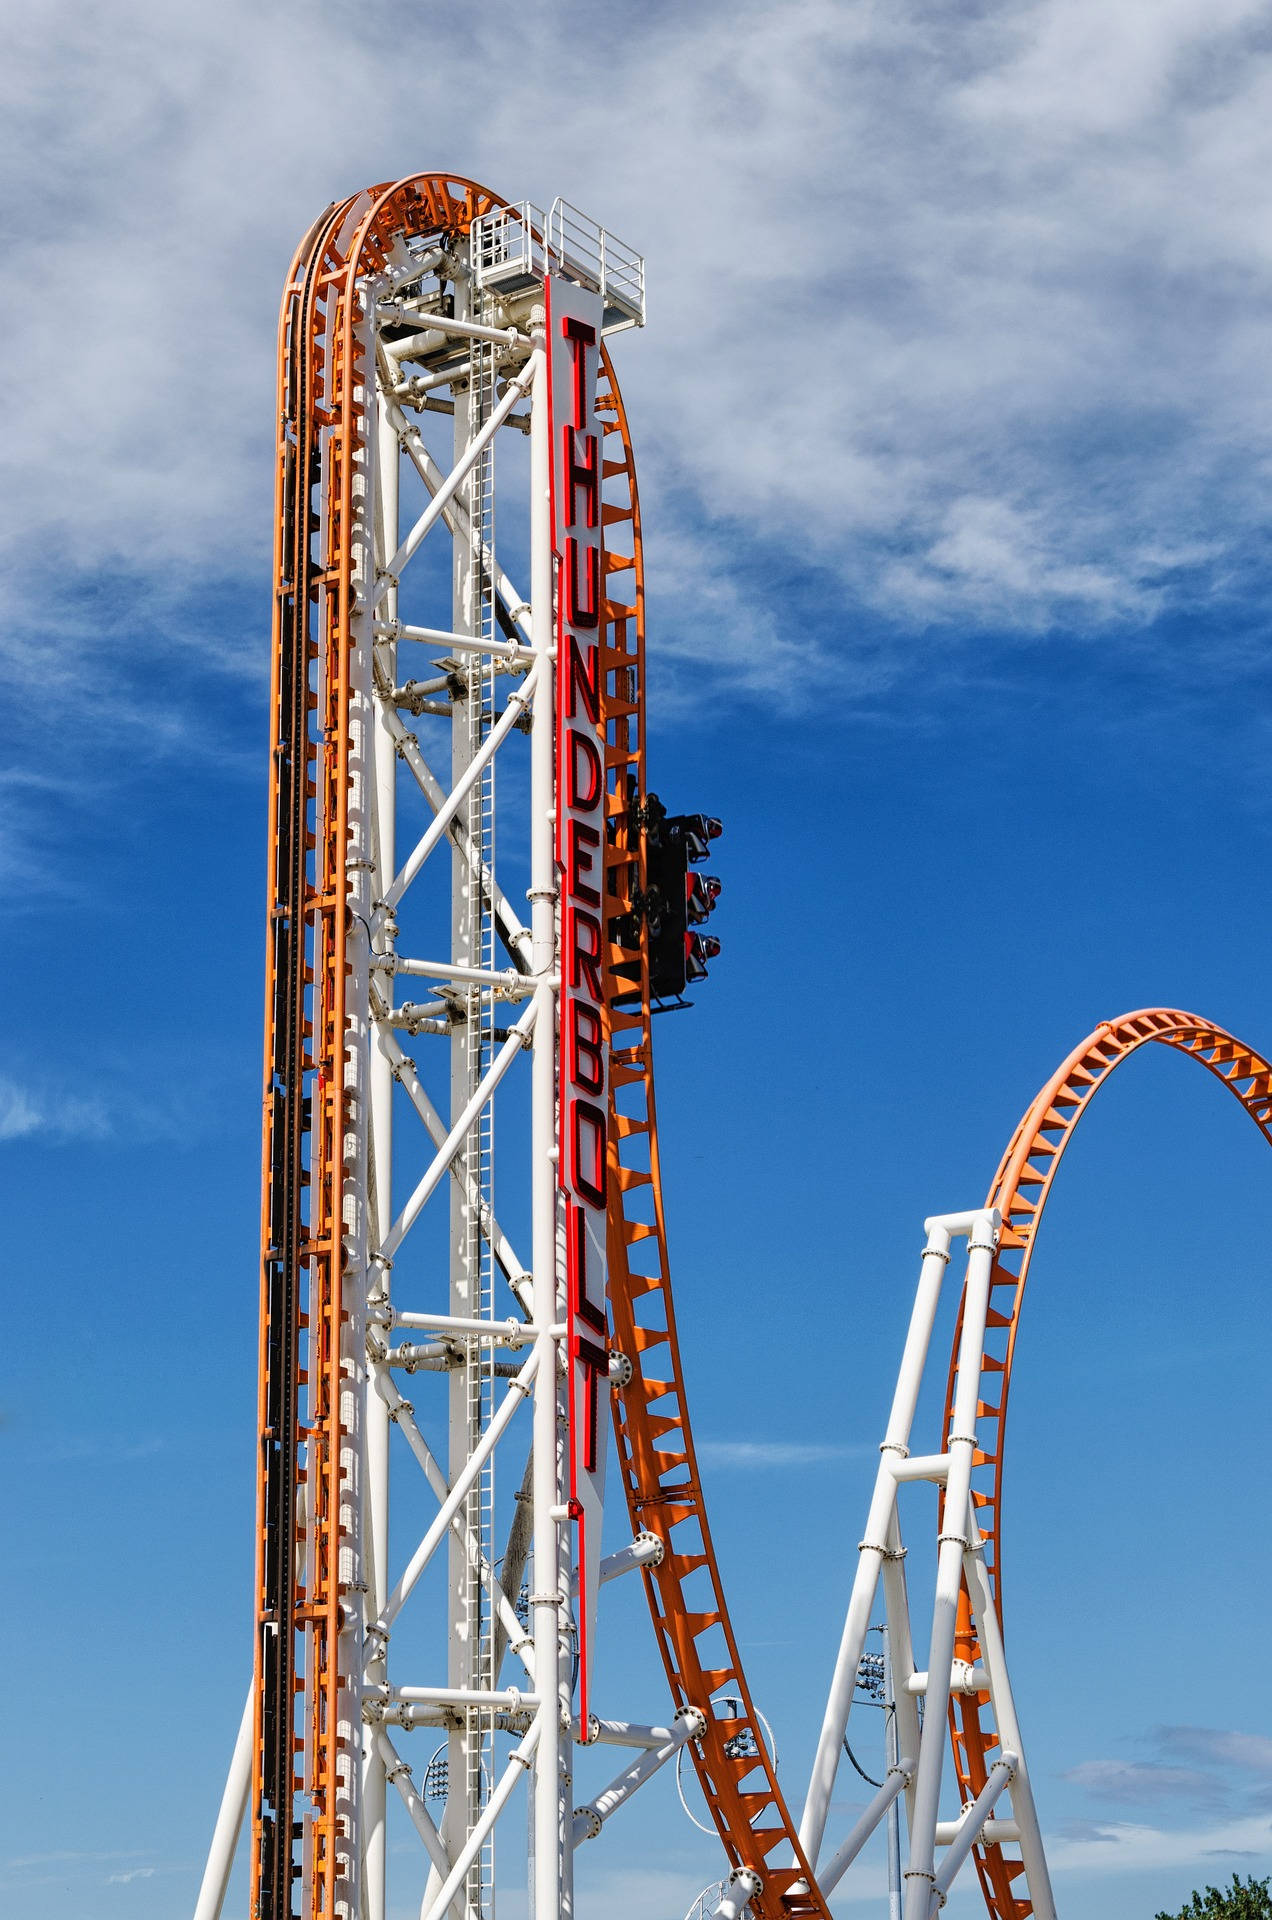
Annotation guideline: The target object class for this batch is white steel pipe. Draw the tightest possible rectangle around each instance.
[382,999,536,1259]
[375,1727,454,1888]
[817,1758,916,1897]
[888,1452,951,1483]
[377,304,529,349]
[598,1532,664,1585]
[375,1347,538,1631]
[903,1210,1000,1920]
[929,1754,1017,1906]
[923,1209,985,1236]
[528,329,564,1920]
[382,1312,531,1342]
[192,1684,252,1920]
[710,1869,763,1920]
[385,954,529,993]
[380,619,532,663]
[935,1819,1020,1846]
[798,1219,958,1866]
[570,1532,664,1594]
[572,1708,705,1845]
[382,658,542,912]
[962,1517,1057,1920]
[574,1717,685,1750]
[363,348,402,1920]
[879,1511,922,1835]
[382,246,447,288]
[421,1723,541,1920]
[378,353,539,595]
[905,1663,989,1694]
[384,1685,540,1711]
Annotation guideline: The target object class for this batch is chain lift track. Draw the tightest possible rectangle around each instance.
[939,1008,1272,1920]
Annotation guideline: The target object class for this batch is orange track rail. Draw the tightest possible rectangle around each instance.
[598,351,831,1920]
[941,1008,1272,1919]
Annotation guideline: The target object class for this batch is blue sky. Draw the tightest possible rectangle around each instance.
[4,3,1272,1917]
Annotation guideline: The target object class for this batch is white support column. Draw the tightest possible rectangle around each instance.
[879,1511,922,1841]
[528,320,565,1920]
[903,1210,999,1920]
[962,1520,1057,1920]
[193,1685,253,1920]
[817,1757,915,1897]
[337,293,380,1920]
[363,302,400,1920]
[930,1754,1017,1911]
[798,1218,959,1868]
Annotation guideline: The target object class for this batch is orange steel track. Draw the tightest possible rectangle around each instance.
[599,349,830,1920]
[942,1008,1272,1919]
[254,171,830,1920]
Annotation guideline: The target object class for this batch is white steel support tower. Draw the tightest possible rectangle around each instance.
[796,1210,1056,1920]
[192,185,694,1920]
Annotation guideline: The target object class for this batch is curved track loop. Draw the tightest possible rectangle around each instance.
[257,170,824,1920]
[942,1008,1272,1919]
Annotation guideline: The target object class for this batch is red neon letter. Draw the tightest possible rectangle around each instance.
[562,315,597,428]
[571,1099,607,1209]
[568,821,600,906]
[566,538,600,631]
[570,908,603,1001]
[562,427,599,530]
[566,634,600,724]
[568,727,602,812]
[571,999,604,1097]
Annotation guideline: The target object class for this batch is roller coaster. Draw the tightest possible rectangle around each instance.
[193,174,1272,1920]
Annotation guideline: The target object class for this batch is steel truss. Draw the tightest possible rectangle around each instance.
[190,167,1272,1920]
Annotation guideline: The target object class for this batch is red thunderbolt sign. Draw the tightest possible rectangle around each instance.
[548,273,609,1719]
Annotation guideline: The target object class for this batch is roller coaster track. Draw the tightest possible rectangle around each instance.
[943,1008,1272,1920]
[221,161,1272,1920]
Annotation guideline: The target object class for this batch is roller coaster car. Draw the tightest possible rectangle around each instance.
[610,798,722,1007]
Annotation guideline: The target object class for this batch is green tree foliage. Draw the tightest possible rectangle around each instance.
[1155,1873,1272,1919]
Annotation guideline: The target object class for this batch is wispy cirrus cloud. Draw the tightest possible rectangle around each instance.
[1153,1726,1272,1775]
[1047,1811,1272,1880]
[0,1074,110,1144]
[1064,1723,1272,1820]
[695,1438,870,1468]
[1063,1757,1228,1809]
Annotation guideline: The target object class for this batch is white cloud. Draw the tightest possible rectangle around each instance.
[1063,1757,1226,1807]
[4,0,1272,717]
[1047,1810,1272,1878]
[1153,1726,1272,1775]
[0,1074,109,1143]
[696,1438,869,1467]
